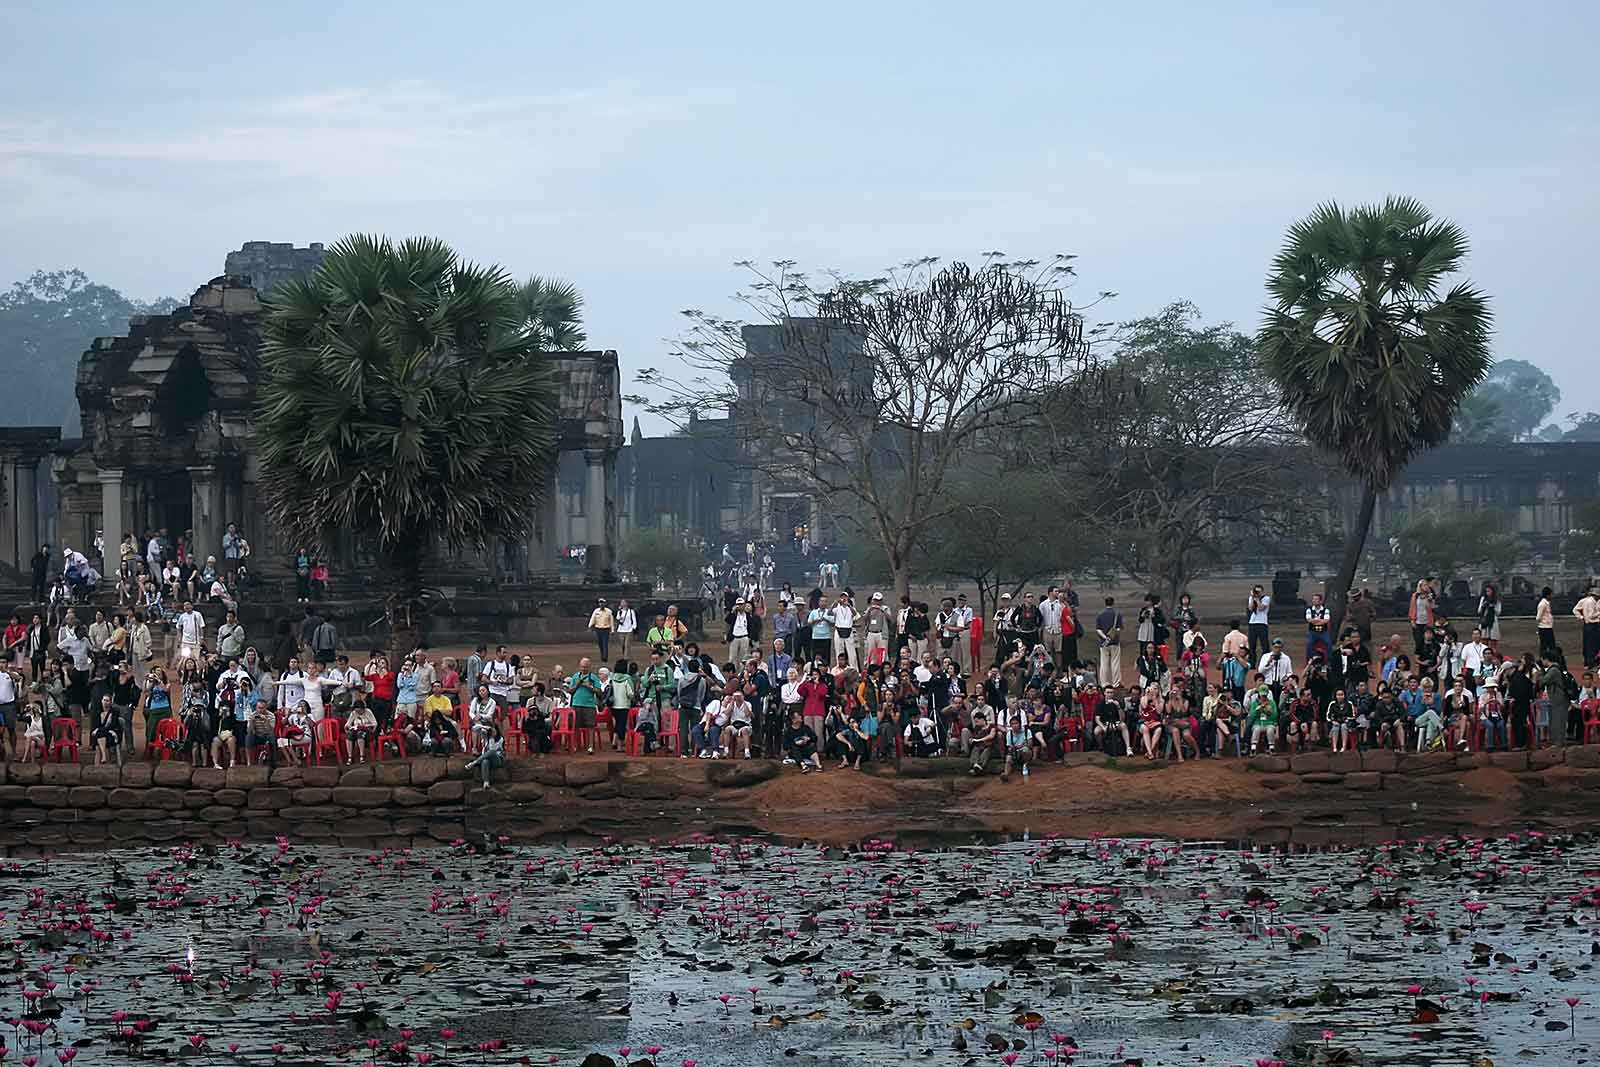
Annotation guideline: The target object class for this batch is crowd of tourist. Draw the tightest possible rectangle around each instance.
[5,570,1598,787]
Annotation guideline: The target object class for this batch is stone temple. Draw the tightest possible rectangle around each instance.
[39,242,626,598]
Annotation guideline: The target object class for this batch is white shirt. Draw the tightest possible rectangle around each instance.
[176,610,205,648]
[324,666,361,694]
[1257,650,1294,685]
[484,659,516,701]
[276,670,307,709]
[0,672,16,703]
[1248,594,1272,626]
[1460,640,1486,674]
[732,612,749,638]
[1039,599,1065,633]
[832,604,856,631]
[615,608,637,635]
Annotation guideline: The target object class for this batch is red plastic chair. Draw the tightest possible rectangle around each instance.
[47,717,81,763]
[152,716,183,761]
[1058,717,1083,754]
[623,708,646,755]
[504,706,528,756]
[595,708,613,749]
[1584,704,1600,745]
[312,717,347,766]
[371,715,408,761]
[657,708,680,757]
[550,707,578,753]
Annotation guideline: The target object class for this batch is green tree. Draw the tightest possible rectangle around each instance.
[1259,197,1494,635]
[1561,412,1600,442]
[1454,357,1561,442]
[257,234,561,648]
[0,270,177,429]
[514,275,587,351]
[1567,501,1600,569]
[618,528,702,593]
[1396,508,1522,586]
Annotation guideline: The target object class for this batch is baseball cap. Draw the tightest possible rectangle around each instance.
[871,592,883,601]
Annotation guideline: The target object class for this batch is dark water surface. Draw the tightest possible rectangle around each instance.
[4,829,1599,1066]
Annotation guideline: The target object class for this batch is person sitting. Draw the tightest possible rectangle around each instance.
[902,700,940,757]
[692,693,730,758]
[783,709,822,772]
[245,699,277,766]
[345,699,378,763]
[1163,690,1196,762]
[1137,687,1165,759]
[1481,680,1509,751]
[1284,687,1320,752]
[1000,710,1032,782]
[422,706,461,754]
[1246,684,1278,755]
[468,683,498,748]
[464,723,506,788]
[90,694,127,765]
[278,700,311,765]
[1325,689,1355,753]
[719,689,755,759]
[968,707,997,776]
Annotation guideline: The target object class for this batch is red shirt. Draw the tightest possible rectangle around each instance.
[797,679,829,719]
[370,670,397,701]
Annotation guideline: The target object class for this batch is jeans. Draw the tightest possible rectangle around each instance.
[594,628,611,661]
[692,722,720,754]
[1482,718,1507,750]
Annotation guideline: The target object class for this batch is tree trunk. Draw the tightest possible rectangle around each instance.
[1328,483,1379,638]
[384,533,427,660]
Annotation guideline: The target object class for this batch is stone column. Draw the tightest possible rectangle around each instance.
[0,455,17,570]
[98,468,124,578]
[14,458,38,568]
[584,449,608,583]
[526,452,561,582]
[188,465,219,564]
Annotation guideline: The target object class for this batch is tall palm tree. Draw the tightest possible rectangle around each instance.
[256,234,560,648]
[1259,197,1493,634]
[515,274,587,351]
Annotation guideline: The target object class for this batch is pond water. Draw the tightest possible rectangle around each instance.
[4,828,1599,1066]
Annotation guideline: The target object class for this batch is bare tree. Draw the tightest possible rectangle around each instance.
[636,256,1108,598]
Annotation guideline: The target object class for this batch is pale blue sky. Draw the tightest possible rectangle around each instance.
[3,1,1596,431]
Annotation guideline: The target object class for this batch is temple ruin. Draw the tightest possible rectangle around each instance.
[46,243,624,587]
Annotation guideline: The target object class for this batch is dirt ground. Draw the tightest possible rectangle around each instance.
[418,615,1589,691]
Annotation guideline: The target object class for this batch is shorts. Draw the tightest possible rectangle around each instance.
[574,706,596,730]
[216,729,234,743]
[0,702,13,728]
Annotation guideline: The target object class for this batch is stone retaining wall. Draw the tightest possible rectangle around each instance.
[1236,742,1600,789]
[0,756,780,848]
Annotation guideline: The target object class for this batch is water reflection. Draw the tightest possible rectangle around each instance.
[1,830,1596,1065]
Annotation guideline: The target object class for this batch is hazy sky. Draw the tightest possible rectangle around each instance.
[3,2,1596,432]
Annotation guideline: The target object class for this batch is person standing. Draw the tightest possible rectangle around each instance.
[1574,586,1600,668]
[830,592,859,669]
[992,593,1016,665]
[1039,587,1066,671]
[1246,584,1272,661]
[29,544,50,605]
[588,598,615,662]
[726,598,759,664]
[1345,588,1377,646]
[567,657,604,754]
[862,593,893,666]
[1536,586,1557,659]
[175,600,205,661]
[1409,578,1436,657]
[1095,597,1124,687]
[614,598,638,660]
[1304,592,1332,663]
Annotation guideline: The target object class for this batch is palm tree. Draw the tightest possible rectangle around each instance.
[1259,197,1493,634]
[514,275,587,351]
[256,234,562,648]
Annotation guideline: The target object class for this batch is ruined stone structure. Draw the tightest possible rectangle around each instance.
[0,428,61,575]
[45,243,624,585]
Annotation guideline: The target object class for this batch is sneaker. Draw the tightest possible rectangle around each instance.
[800,763,811,774]
[1021,764,1029,779]
[697,750,711,759]
[782,757,796,765]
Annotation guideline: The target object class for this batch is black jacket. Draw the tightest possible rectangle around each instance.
[724,611,762,644]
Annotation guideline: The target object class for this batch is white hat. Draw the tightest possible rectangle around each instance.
[871,592,883,601]
[1000,592,1012,600]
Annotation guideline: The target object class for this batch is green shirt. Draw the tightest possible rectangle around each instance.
[568,671,603,709]
[1246,693,1278,727]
